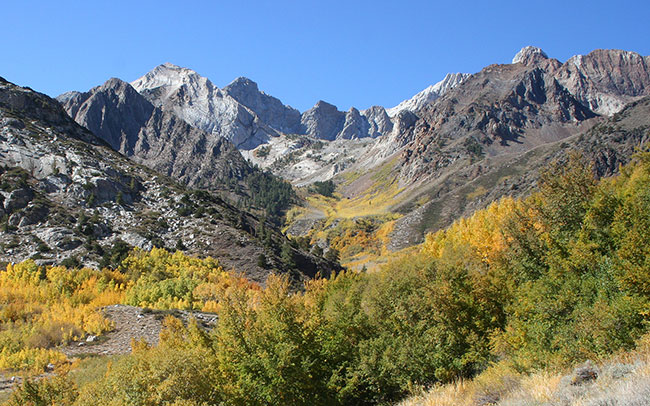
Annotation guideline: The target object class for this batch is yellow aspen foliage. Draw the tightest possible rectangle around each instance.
[422,197,517,263]
[0,261,127,373]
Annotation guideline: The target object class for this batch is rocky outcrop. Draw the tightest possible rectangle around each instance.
[362,106,394,137]
[509,47,650,115]
[300,102,396,141]
[300,100,346,140]
[555,49,650,115]
[57,78,252,191]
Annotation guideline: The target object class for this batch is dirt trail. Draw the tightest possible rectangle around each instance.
[61,305,217,357]
[0,305,217,397]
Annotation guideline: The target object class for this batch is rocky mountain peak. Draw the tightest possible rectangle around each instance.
[301,101,345,140]
[434,73,471,92]
[556,49,650,115]
[313,100,338,111]
[98,77,142,98]
[223,76,302,135]
[512,46,549,65]
[387,72,470,116]
[224,76,260,93]
[58,77,253,186]
[146,62,199,81]
[130,63,212,105]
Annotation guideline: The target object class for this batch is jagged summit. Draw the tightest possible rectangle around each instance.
[161,62,182,69]
[225,76,259,90]
[130,63,212,108]
[99,77,134,91]
[387,72,470,116]
[313,100,338,110]
[512,46,549,65]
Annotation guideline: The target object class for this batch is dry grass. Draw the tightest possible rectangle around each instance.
[305,179,405,220]
[398,380,473,406]
[398,335,650,406]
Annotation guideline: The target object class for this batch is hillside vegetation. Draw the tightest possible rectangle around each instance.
[2,150,650,405]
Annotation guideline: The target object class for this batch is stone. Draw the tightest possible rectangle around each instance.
[128,63,280,150]
[300,100,346,141]
[18,204,48,227]
[3,188,34,213]
[555,49,650,115]
[571,360,599,385]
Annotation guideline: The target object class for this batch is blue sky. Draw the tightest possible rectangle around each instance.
[1,0,648,112]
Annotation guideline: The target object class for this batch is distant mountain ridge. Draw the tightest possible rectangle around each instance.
[129,63,432,146]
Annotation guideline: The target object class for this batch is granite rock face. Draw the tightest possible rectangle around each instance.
[300,102,397,141]
[131,64,281,149]
[57,77,252,190]
[299,100,345,140]
[223,76,303,134]
[510,46,650,115]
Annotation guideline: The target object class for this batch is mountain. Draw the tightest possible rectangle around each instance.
[1,76,336,284]
[54,47,650,256]
[131,63,422,147]
[554,49,650,115]
[130,63,284,149]
[386,73,470,117]
[375,47,650,249]
[396,47,650,183]
[223,76,303,134]
[57,78,251,191]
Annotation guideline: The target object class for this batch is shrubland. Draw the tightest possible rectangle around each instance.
[2,151,650,405]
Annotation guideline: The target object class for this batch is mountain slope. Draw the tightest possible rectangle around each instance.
[1,76,335,284]
[57,78,251,191]
[386,95,650,251]
[296,47,650,255]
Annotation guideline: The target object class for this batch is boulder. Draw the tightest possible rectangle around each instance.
[571,360,599,385]
[4,188,34,213]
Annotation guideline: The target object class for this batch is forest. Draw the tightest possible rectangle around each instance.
[2,150,650,405]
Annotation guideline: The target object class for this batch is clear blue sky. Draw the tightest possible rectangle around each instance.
[1,0,648,112]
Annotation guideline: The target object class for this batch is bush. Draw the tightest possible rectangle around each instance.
[311,180,335,197]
